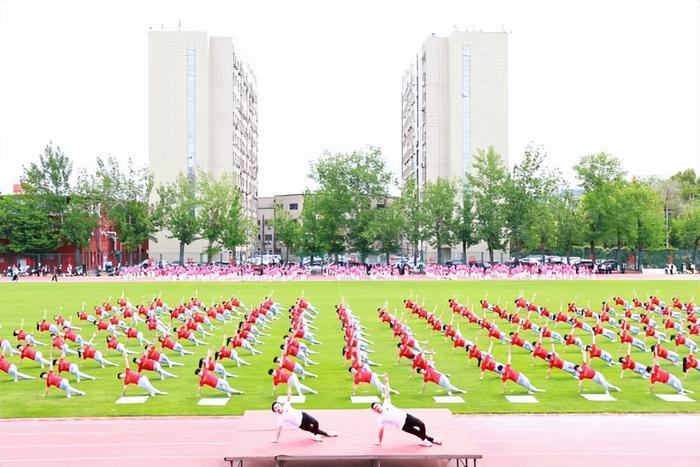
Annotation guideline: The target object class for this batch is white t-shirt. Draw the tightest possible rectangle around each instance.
[378,400,407,429]
[277,403,303,428]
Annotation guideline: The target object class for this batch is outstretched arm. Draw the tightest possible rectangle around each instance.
[381,373,391,401]
[375,426,384,446]
[272,426,282,443]
[506,345,513,366]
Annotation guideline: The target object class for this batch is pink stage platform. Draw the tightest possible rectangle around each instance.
[224,409,481,466]
[1,413,699,466]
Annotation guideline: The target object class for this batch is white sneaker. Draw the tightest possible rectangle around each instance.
[432,437,442,445]
[420,439,433,447]
[313,434,323,442]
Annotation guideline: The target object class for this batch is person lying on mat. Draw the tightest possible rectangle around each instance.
[271,385,338,442]
[371,373,442,447]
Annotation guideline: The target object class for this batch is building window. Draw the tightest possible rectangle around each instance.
[462,46,471,176]
[264,234,272,241]
[186,47,196,182]
[289,203,298,210]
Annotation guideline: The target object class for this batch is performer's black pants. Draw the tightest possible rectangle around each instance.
[300,412,329,436]
[401,413,433,442]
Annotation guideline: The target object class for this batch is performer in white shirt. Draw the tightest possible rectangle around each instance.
[370,373,442,447]
[271,385,338,442]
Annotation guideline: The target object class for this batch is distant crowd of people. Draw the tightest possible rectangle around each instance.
[113,261,598,281]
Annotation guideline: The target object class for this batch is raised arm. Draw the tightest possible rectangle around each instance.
[381,373,391,401]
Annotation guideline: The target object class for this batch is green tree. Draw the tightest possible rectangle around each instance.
[156,173,200,265]
[624,180,665,268]
[219,188,251,260]
[60,171,100,268]
[20,143,73,225]
[552,190,581,263]
[395,178,425,265]
[672,204,700,265]
[0,195,58,253]
[309,147,393,259]
[506,144,559,260]
[197,171,235,263]
[605,181,635,262]
[365,203,404,264]
[454,179,476,263]
[270,204,302,263]
[422,178,457,264]
[468,146,508,263]
[574,152,626,261]
[671,169,699,204]
[95,157,156,265]
[299,192,327,260]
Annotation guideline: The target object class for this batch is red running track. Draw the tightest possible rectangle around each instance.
[0,413,698,467]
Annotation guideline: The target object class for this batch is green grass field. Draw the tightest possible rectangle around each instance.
[0,279,698,417]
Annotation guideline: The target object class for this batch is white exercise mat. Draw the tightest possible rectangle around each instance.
[198,398,230,406]
[433,396,465,403]
[115,396,149,404]
[505,395,538,403]
[581,393,617,401]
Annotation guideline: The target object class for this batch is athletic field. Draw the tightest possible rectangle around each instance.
[0,280,698,417]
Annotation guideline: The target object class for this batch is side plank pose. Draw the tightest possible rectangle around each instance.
[117,355,167,397]
[271,385,338,442]
[647,345,694,395]
[371,373,442,447]
[573,350,621,395]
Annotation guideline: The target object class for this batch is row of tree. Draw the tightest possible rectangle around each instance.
[0,144,254,266]
[271,146,700,266]
[2,143,699,268]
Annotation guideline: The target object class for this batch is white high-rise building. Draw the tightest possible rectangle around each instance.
[401,31,508,262]
[149,30,258,262]
[401,31,508,186]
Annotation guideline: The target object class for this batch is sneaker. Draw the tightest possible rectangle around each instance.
[313,434,323,442]
[432,437,443,445]
[420,439,433,447]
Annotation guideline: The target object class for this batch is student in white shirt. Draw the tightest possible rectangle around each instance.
[271,385,338,442]
[370,373,442,447]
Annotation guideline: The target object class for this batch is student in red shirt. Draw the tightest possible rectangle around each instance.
[573,350,621,395]
[117,356,167,396]
[0,336,20,356]
[618,344,650,379]
[682,353,700,376]
[268,366,318,396]
[416,363,466,396]
[53,357,96,382]
[647,350,693,394]
[17,343,50,368]
[544,347,578,378]
[649,344,681,366]
[273,355,318,378]
[134,355,177,380]
[144,344,184,368]
[0,354,34,381]
[40,369,85,398]
[349,367,398,396]
[497,346,545,394]
[194,367,242,397]
[78,342,117,367]
[158,331,194,354]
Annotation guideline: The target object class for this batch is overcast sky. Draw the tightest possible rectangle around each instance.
[0,0,698,196]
